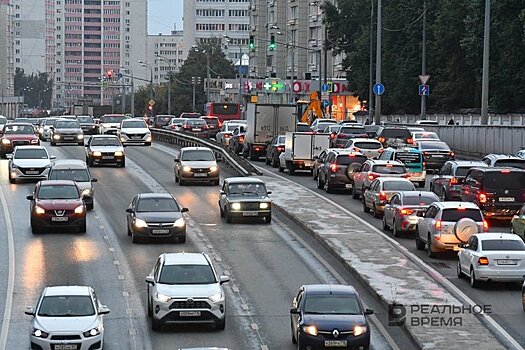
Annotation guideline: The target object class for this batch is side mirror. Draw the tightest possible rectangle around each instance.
[267,191,272,195]
[313,156,319,160]
[181,207,189,213]
[174,158,180,163]
[219,190,225,195]
[364,308,374,315]
[219,275,230,284]
[91,178,98,182]
[290,307,299,314]
[98,305,110,315]
[24,306,35,316]
[416,211,425,217]
[26,195,33,200]
[50,155,56,160]
[125,208,133,213]
[49,126,54,130]
[145,275,155,285]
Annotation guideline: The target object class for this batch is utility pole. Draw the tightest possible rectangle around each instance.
[192,77,197,112]
[206,53,211,103]
[374,0,382,125]
[368,0,374,121]
[480,0,490,125]
[238,46,243,105]
[420,0,427,119]
[121,79,126,114]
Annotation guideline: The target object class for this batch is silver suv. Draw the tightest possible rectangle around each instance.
[416,202,486,258]
[145,253,230,331]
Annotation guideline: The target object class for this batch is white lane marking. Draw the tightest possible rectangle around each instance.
[0,185,15,349]
[258,164,524,350]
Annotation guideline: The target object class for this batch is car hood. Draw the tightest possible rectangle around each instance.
[137,211,182,222]
[34,315,98,333]
[302,313,366,330]
[120,128,149,134]
[156,283,221,298]
[181,161,217,168]
[89,146,124,152]
[100,123,120,127]
[36,199,83,210]
[2,134,37,141]
[75,182,92,192]
[227,194,271,202]
[13,159,51,167]
[55,128,82,133]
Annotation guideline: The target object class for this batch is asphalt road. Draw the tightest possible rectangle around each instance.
[0,141,416,350]
[252,157,525,347]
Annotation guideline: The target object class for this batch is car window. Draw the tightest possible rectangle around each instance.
[77,116,94,123]
[3,124,34,134]
[402,195,438,205]
[90,138,121,147]
[228,183,267,195]
[156,116,173,124]
[49,169,90,182]
[336,155,367,165]
[340,127,365,134]
[159,264,216,284]
[186,119,207,126]
[181,150,214,161]
[418,142,450,151]
[38,296,95,317]
[441,208,482,222]
[482,171,525,190]
[440,163,451,175]
[55,120,80,128]
[382,181,415,191]
[136,197,180,212]
[379,128,411,139]
[180,113,201,118]
[202,118,219,126]
[45,119,59,125]
[170,118,185,125]
[455,166,476,177]
[370,180,379,191]
[296,124,311,132]
[353,141,382,150]
[481,239,525,251]
[372,164,406,174]
[493,159,525,170]
[425,206,438,219]
[303,294,361,315]
[38,185,79,199]
[101,116,126,123]
[122,120,147,128]
[14,148,48,159]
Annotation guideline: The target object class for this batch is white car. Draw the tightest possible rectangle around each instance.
[457,233,525,288]
[344,138,384,158]
[98,114,128,135]
[412,131,440,142]
[145,252,229,331]
[215,122,245,146]
[25,285,110,350]
[118,118,152,145]
[8,145,55,184]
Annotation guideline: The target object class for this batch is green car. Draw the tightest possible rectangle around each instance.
[511,205,525,239]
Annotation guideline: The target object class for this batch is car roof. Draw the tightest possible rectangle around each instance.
[163,253,209,266]
[350,138,381,143]
[90,134,119,139]
[39,180,78,186]
[330,149,366,157]
[303,284,357,295]
[433,201,481,210]
[5,122,33,126]
[181,146,213,152]
[44,285,91,296]
[470,166,525,173]
[156,115,176,117]
[374,177,413,183]
[475,232,524,241]
[449,160,487,167]
[398,190,439,198]
[51,159,88,169]
[14,145,45,150]
[122,118,145,122]
[225,177,265,184]
[485,154,524,160]
[102,114,126,117]
[138,193,175,200]
[368,160,405,166]
[384,146,422,153]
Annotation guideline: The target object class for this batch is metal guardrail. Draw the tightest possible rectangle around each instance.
[151,128,262,177]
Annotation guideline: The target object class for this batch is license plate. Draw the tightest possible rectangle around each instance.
[52,217,69,222]
[194,173,208,177]
[102,156,114,160]
[26,171,39,175]
[152,229,169,234]
[499,197,515,202]
[497,259,517,265]
[180,311,201,317]
[131,136,141,139]
[192,128,201,131]
[432,155,445,158]
[345,184,353,189]
[54,345,78,350]
[64,137,74,140]
[324,340,347,347]
[243,211,258,216]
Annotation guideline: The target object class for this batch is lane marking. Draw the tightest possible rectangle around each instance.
[0,185,15,349]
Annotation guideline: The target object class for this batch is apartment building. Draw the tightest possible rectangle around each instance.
[0,0,16,117]
[146,29,185,86]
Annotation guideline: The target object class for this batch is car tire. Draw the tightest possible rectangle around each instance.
[86,202,94,211]
[352,185,359,199]
[392,220,400,237]
[317,175,324,189]
[291,322,297,344]
[415,232,425,250]
[272,156,279,168]
[8,174,15,184]
[457,259,464,278]
[179,177,185,186]
[145,142,151,146]
[278,164,284,172]
[362,198,370,213]
[288,163,295,176]
[78,221,86,234]
[265,155,271,165]
[77,141,83,146]
[132,232,141,244]
[427,234,436,258]
[0,151,6,159]
[51,141,56,146]
[470,267,479,288]
[382,216,389,231]
[31,224,41,235]
[325,178,333,193]
[215,318,225,330]
[178,235,186,243]
[120,159,126,168]
[214,179,220,186]
[152,317,162,331]
[265,214,272,224]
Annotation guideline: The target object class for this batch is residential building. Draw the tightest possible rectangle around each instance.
[0,0,17,118]
[12,0,46,73]
[146,28,184,86]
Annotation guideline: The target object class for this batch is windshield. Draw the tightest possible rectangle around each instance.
[77,116,94,123]
[481,239,525,251]
[15,149,48,159]
[38,185,79,199]
[456,166,478,177]
[403,195,438,205]
[202,118,219,126]
[340,127,366,134]
[49,169,90,182]
[418,142,451,151]
[122,120,147,128]
[228,182,267,195]
[169,118,185,125]
[303,294,361,315]
[137,197,180,212]
[45,119,59,125]
[483,172,525,189]
[336,155,368,166]
[373,164,406,174]
[493,160,525,170]
[441,208,482,221]
[38,295,95,317]
[3,124,34,134]
[414,132,439,140]
[353,141,382,149]
[382,181,415,191]
[90,137,121,147]
[186,119,207,126]
[15,118,29,123]
[156,116,174,124]
[159,264,216,284]
[0,117,7,124]
[181,150,214,161]
[55,120,80,128]
[225,124,242,131]
[101,116,125,123]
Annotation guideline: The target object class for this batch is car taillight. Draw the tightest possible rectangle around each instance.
[478,257,489,265]
[203,125,209,129]
[379,192,387,201]
[183,125,191,129]
[423,151,429,155]
[406,138,413,144]
[224,134,230,138]
[501,169,511,173]
[254,147,260,151]
[378,137,385,143]
[434,220,442,230]
[239,135,244,141]
[479,193,487,203]
[330,133,336,139]
[483,220,489,231]
[330,163,338,172]
[400,208,414,215]
[450,177,458,184]
[277,146,284,152]
[368,173,379,180]
[218,121,223,127]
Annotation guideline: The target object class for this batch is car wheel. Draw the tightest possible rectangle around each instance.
[427,234,436,258]
[362,198,370,213]
[214,179,220,186]
[50,141,56,146]
[265,155,271,165]
[152,316,162,331]
[392,220,400,237]
[178,235,186,243]
[317,175,324,189]
[470,267,479,288]
[324,177,333,193]
[291,322,297,344]
[312,168,318,180]
[415,232,425,250]
[131,232,141,244]
[278,164,284,172]
[215,317,225,330]
[352,184,359,199]
[429,183,434,193]
[272,156,279,168]
[226,211,232,223]
[179,178,185,186]
[265,214,272,224]
[78,221,86,234]
[8,174,15,184]
[382,216,389,231]
[77,141,83,146]
[86,202,94,211]
[457,259,464,278]
[373,204,381,218]
[31,224,41,235]
[0,151,6,159]
[288,163,295,175]
[120,159,126,168]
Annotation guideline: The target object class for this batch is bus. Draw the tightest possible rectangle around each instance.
[205,102,241,123]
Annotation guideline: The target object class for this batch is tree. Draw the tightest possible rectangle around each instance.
[14,68,53,109]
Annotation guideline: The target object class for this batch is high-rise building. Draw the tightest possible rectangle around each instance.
[146,28,184,86]
[0,0,16,116]
[183,0,250,64]
[11,0,46,74]
[46,0,148,108]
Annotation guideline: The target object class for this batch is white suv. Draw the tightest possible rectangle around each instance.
[145,252,230,331]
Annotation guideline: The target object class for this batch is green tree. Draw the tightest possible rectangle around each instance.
[14,68,53,109]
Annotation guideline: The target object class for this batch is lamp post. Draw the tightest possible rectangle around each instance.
[277,30,296,104]
[193,47,211,103]
[374,0,382,125]
[138,60,153,101]
[480,0,490,125]
[420,0,427,119]
[155,53,172,114]
[120,66,135,116]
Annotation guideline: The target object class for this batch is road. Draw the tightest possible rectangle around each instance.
[0,141,416,349]
[251,157,525,347]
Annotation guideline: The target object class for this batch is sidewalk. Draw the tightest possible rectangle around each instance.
[261,172,507,349]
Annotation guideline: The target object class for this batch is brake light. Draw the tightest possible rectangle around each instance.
[478,257,489,265]
[224,134,230,138]
[379,191,387,201]
[400,208,414,215]
[386,164,393,167]
[423,151,429,155]
[406,138,413,144]
[203,125,209,129]
[338,134,346,138]
[434,220,442,230]
[368,173,379,180]
[483,220,489,231]
[218,121,223,127]
[501,169,511,173]
[449,151,455,157]
[450,177,458,184]
[378,137,385,143]
[239,135,244,141]
[254,147,260,151]
[479,193,487,203]
[277,146,284,152]
[330,163,338,172]
[330,133,336,139]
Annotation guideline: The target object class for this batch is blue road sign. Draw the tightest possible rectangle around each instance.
[321,84,329,92]
[419,85,429,96]
[373,83,385,95]
[322,99,330,108]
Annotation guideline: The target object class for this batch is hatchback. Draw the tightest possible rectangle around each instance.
[362,177,416,217]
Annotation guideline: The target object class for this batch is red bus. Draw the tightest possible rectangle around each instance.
[205,102,241,123]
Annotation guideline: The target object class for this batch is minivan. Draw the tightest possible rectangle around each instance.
[378,147,426,187]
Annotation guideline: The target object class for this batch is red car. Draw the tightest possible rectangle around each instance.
[0,123,39,158]
[27,180,87,234]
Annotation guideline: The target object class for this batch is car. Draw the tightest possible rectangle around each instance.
[0,116,6,130]
[145,252,230,331]
[382,191,440,236]
[174,147,220,185]
[317,149,368,193]
[126,193,188,243]
[290,284,373,350]
[343,138,383,159]
[0,122,39,158]
[511,204,525,239]
[415,202,487,258]
[516,149,525,160]
[296,122,311,132]
[406,126,425,134]
[352,160,408,199]
[50,119,84,146]
[430,160,488,201]
[362,177,416,217]
[312,148,339,180]
[411,131,440,142]
[330,125,369,148]
[457,233,525,288]
[48,159,98,210]
[27,180,87,234]
[265,135,286,167]
[378,147,426,187]
[460,167,525,220]
[310,118,337,132]
[375,126,413,147]
[413,140,455,171]
[166,117,186,131]
[153,114,176,128]
[39,117,63,141]
[98,114,127,134]
[25,285,109,350]
[228,125,246,154]
[201,116,221,137]
[180,118,210,138]
[415,119,439,125]
[339,119,360,125]
[218,177,272,223]
[8,146,55,184]
[180,112,202,119]
[364,124,380,138]
[215,122,243,146]
[77,115,99,135]
[522,281,525,312]
[85,134,125,167]
[482,154,525,170]
[118,118,152,145]
[322,124,342,135]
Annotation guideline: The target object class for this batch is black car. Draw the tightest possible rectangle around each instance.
[430,160,487,200]
[126,193,188,243]
[375,126,413,147]
[229,126,246,154]
[265,135,286,167]
[77,116,99,135]
[414,140,455,171]
[50,119,84,146]
[331,126,368,148]
[290,284,373,350]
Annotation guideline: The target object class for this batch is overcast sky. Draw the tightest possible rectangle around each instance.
[148,0,183,34]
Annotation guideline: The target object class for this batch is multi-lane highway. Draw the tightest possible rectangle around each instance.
[0,141,417,349]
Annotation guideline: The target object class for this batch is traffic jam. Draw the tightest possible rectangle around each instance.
[1,107,525,350]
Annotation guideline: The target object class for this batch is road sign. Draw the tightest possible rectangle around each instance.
[373,83,385,96]
[418,85,430,96]
[322,99,330,108]
[419,75,430,85]
[327,82,333,93]
[321,84,329,92]
[148,99,155,106]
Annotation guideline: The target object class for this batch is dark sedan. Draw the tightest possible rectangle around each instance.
[219,177,272,223]
[414,140,455,171]
[290,284,373,350]
[180,118,210,138]
[126,193,188,243]
[50,119,84,145]
[77,115,99,135]
[265,135,286,167]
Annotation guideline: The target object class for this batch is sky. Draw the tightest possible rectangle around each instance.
[148,0,184,35]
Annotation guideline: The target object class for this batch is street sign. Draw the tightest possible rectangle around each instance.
[148,99,155,106]
[327,82,333,93]
[321,84,329,92]
[322,100,330,108]
[373,83,385,96]
[418,85,430,96]
[419,75,430,85]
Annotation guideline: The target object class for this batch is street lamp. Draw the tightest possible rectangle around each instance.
[374,0,382,124]
[155,53,172,114]
[120,66,135,116]
[138,60,153,102]
[222,35,244,105]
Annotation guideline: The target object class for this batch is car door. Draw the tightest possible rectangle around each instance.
[419,205,438,241]
[365,180,379,208]
[315,150,327,176]
[513,206,525,236]
[460,236,477,273]
[384,194,398,226]
[433,163,451,196]
[322,152,336,181]
[149,258,162,299]
[219,181,228,210]
[460,170,476,202]
[127,195,138,229]
[291,288,304,334]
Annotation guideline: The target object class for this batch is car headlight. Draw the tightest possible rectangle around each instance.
[134,218,148,228]
[120,137,126,142]
[92,151,102,157]
[156,293,171,303]
[30,139,39,144]
[208,292,223,303]
[182,166,192,172]
[82,325,101,338]
[209,165,218,172]
[114,151,124,157]
[146,134,152,141]
[32,328,49,339]
[302,325,318,336]
[77,134,84,139]
[81,189,92,197]
[259,202,269,209]
[74,205,85,214]
[1,139,10,145]
[53,134,61,140]
[34,206,46,215]
[231,203,241,210]
[353,325,367,337]
[173,217,185,227]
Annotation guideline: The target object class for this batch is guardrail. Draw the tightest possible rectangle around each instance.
[151,128,262,177]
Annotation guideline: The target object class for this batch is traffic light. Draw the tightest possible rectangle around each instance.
[269,35,276,51]
[107,70,113,79]
[249,35,256,52]
[148,105,153,112]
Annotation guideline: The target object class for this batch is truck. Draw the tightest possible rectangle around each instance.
[281,132,331,175]
[243,103,297,160]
